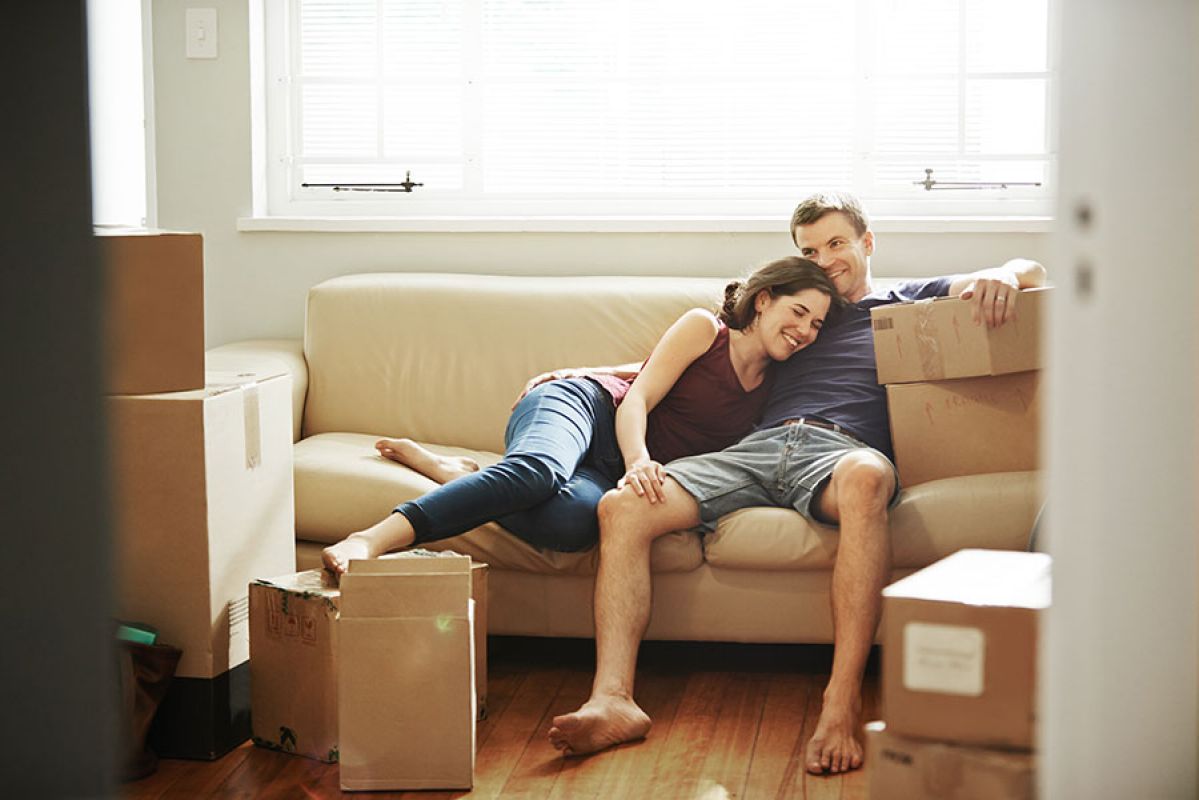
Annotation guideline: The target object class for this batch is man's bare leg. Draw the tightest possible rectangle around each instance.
[375,437,480,484]
[321,511,417,575]
[548,478,702,756]
[805,450,895,775]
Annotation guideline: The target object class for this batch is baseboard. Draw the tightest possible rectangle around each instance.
[148,661,251,760]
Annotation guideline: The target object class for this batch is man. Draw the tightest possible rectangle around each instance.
[547,192,1046,774]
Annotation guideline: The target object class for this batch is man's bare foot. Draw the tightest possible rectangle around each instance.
[375,437,480,484]
[804,692,864,775]
[321,513,415,576]
[547,694,651,756]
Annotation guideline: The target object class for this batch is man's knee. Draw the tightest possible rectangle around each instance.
[831,451,895,512]
[597,486,639,528]
[597,485,664,544]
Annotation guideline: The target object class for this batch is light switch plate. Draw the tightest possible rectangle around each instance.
[186,8,218,59]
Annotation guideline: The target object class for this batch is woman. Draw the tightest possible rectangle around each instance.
[322,257,840,573]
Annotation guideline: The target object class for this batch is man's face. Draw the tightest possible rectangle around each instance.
[793,211,874,303]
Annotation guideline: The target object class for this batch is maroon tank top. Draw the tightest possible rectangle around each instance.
[630,323,774,464]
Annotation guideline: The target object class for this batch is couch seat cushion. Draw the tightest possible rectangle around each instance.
[702,471,1043,570]
[294,432,702,575]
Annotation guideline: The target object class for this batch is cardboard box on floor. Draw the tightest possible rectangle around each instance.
[249,570,340,763]
[887,370,1041,486]
[248,556,488,764]
[107,367,296,758]
[871,287,1049,385]
[882,549,1050,750]
[338,555,476,791]
[865,721,1035,800]
[96,228,205,395]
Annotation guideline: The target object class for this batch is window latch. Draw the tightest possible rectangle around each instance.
[302,171,424,193]
[914,168,1042,191]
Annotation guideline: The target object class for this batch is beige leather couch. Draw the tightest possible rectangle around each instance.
[209,273,1042,643]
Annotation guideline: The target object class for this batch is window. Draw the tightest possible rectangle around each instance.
[260,0,1054,225]
[88,0,152,227]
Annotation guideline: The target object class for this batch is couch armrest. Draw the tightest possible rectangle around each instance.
[206,339,308,442]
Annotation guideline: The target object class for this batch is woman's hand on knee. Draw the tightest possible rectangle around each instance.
[618,459,667,504]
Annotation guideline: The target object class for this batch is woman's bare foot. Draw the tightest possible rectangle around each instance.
[375,437,480,484]
[547,693,651,756]
[321,513,415,575]
[804,690,864,775]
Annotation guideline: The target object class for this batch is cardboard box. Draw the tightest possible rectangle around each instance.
[338,556,476,791]
[96,229,205,395]
[107,368,296,758]
[887,370,1040,486]
[250,570,341,763]
[871,287,1048,385]
[379,554,489,710]
[865,721,1035,799]
[882,549,1050,750]
[249,557,488,764]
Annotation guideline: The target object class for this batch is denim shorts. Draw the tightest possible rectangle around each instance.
[663,423,899,531]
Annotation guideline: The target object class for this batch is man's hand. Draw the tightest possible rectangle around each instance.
[950,258,1046,329]
[618,459,667,504]
[959,275,1021,328]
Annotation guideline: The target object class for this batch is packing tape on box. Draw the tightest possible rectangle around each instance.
[206,374,265,469]
[914,300,946,380]
[242,382,262,469]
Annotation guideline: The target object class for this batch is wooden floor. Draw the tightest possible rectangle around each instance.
[124,637,880,800]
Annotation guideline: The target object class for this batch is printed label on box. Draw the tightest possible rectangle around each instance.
[903,622,985,696]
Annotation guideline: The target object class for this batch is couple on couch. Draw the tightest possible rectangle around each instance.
[323,192,1047,775]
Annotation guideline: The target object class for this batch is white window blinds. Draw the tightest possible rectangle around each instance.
[264,0,1053,221]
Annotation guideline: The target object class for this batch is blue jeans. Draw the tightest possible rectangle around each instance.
[395,378,624,552]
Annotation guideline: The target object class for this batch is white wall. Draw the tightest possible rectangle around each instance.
[150,0,1050,348]
[1042,0,1198,797]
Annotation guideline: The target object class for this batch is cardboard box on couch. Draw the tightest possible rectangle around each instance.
[107,367,295,758]
[96,228,205,395]
[871,287,1049,385]
[887,370,1041,487]
[881,549,1050,750]
[338,555,476,791]
[249,556,488,764]
[865,721,1035,799]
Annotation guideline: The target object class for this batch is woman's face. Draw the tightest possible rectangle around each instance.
[753,287,831,361]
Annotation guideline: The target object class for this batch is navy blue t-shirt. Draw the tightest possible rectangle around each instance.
[756,277,953,459]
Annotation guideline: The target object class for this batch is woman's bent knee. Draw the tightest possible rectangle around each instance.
[502,453,565,500]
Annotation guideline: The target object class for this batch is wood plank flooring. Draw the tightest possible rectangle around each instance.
[124,638,880,800]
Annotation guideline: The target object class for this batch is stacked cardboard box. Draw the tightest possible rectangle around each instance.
[102,230,297,759]
[868,549,1049,799]
[871,287,1050,486]
[96,229,206,395]
[248,553,489,769]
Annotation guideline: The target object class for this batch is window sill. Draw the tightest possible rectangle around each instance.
[236,215,1054,234]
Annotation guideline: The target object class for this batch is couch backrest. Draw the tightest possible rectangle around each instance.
[303,273,729,452]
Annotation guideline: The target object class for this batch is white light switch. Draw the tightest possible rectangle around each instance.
[186,8,219,59]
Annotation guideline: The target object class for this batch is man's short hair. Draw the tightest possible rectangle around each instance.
[789,192,870,244]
